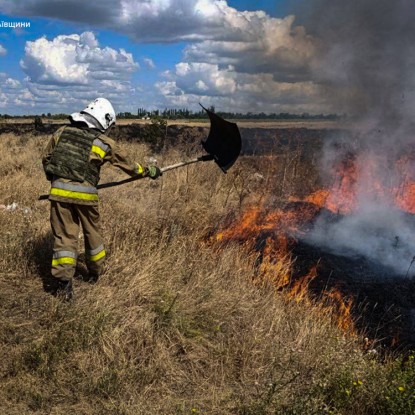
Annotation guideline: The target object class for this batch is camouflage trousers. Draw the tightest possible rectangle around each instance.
[50,201,106,282]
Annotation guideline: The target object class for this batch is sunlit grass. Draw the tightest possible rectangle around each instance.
[0,131,413,414]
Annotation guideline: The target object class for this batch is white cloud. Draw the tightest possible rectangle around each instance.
[156,68,330,113]
[0,44,7,56]
[5,78,21,88]
[195,80,208,91]
[0,75,35,110]
[0,0,222,42]
[0,1,330,113]
[0,32,141,114]
[0,92,8,108]
[20,32,138,85]
[0,1,315,55]
[21,34,89,85]
[143,57,156,69]
[114,0,227,42]
[182,14,316,83]
[100,79,133,92]
[173,62,236,95]
[155,80,181,96]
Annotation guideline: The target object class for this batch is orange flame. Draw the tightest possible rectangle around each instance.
[287,265,318,303]
[395,154,415,214]
[216,202,321,245]
[324,289,354,332]
[303,152,415,214]
[213,149,415,338]
[396,182,415,213]
[255,237,291,289]
[214,203,356,335]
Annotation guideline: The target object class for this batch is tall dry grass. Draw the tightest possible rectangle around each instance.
[0,132,414,415]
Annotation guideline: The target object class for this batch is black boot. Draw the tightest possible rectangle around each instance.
[56,279,74,301]
[88,273,99,284]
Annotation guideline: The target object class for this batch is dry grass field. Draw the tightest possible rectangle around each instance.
[0,131,414,414]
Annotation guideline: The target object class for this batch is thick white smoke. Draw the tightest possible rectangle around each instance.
[302,0,415,276]
[307,203,415,276]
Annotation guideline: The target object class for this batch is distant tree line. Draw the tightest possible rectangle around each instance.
[120,106,343,120]
[0,113,69,120]
[0,107,344,120]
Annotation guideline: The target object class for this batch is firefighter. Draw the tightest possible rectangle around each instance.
[42,98,161,300]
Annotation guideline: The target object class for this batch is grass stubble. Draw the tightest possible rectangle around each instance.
[0,132,414,415]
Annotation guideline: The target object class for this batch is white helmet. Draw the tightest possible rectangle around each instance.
[70,98,116,131]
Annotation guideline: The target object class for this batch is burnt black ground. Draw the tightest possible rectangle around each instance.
[284,205,415,353]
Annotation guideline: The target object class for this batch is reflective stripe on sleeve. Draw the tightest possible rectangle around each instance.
[50,181,98,201]
[87,244,106,262]
[92,139,109,158]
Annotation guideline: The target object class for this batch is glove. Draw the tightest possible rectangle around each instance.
[146,165,162,180]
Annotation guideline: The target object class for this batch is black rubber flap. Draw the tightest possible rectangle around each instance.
[201,105,241,173]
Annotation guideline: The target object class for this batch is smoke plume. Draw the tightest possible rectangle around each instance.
[306,0,415,130]
[301,0,415,276]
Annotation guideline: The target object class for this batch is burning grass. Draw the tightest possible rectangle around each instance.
[0,131,414,414]
[212,201,356,334]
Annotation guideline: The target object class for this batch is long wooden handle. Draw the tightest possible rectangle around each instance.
[97,157,205,190]
[38,155,214,199]
[160,157,204,173]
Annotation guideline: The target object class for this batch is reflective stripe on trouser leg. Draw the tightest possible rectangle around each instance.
[86,243,106,277]
[50,201,80,282]
[86,243,106,262]
[52,250,77,266]
[51,250,77,281]
[77,204,105,277]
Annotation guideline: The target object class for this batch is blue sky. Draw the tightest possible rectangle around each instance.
[0,0,328,115]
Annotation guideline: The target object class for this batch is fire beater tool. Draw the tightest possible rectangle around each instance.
[38,105,241,200]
